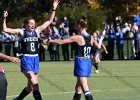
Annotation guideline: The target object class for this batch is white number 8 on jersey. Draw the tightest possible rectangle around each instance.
[30,43,35,52]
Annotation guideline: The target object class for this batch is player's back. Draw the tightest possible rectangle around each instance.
[75,33,92,58]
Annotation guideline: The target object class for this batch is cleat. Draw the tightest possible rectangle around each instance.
[13,97,18,100]
[95,70,99,74]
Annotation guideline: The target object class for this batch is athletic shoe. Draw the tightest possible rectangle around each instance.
[70,58,73,61]
[13,97,18,100]
[95,70,99,74]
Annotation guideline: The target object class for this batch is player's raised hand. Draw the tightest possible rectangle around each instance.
[53,0,60,10]
[106,51,108,54]
[3,11,8,18]
[9,57,21,64]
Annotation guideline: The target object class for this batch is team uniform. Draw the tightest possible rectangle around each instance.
[92,35,101,57]
[92,42,100,57]
[20,30,39,73]
[92,38,100,57]
[74,33,92,77]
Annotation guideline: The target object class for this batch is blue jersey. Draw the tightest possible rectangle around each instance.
[97,34,102,39]
[116,32,124,44]
[108,29,115,43]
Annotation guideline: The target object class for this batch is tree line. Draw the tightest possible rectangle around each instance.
[0,0,139,31]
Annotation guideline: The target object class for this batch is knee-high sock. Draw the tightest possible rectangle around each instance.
[73,92,81,100]
[84,91,93,100]
[33,90,42,100]
[94,63,98,70]
[17,87,30,100]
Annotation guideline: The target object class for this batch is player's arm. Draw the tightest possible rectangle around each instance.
[35,0,60,34]
[101,43,108,54]
[48,35,79,45]
[2,11,23,35]
[0,53,20,63]
[93,40,101,49]
[92,36,103,49]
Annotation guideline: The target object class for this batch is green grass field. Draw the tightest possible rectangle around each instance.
[2,61,140,100]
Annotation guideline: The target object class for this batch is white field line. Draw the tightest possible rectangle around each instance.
[6,88,139,98]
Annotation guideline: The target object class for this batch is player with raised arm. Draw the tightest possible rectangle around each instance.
[46,18,103,100]
[2,0,59,100]
[92,32,108,74]
[0,53,20,100]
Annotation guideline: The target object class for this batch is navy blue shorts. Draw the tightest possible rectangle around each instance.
[20,55,39,73]
[93,50,100,56]
[74,57,92,77]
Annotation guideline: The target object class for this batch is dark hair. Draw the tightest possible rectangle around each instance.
[81,15,87,21]
[23,17,34,28]
[77,18,87,28]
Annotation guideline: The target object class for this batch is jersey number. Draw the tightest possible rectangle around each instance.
[84,47,91,57]
[30,43,35,52]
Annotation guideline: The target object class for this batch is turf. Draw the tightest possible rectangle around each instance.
[1,61,140,100]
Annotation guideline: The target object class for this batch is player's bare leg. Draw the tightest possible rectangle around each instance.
[73,79,82,100]
[79,77,93,100]
[25,72,42,100]
[16,72,42,100]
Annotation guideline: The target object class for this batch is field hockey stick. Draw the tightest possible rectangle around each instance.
[102,22,107,37]
[99,22,107,45]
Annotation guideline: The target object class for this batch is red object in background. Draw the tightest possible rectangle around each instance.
[0,65,4,73]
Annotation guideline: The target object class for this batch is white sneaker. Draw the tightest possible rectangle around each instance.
[13,97,18,100]
[95,70,99,74]
[70,58,73,61]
